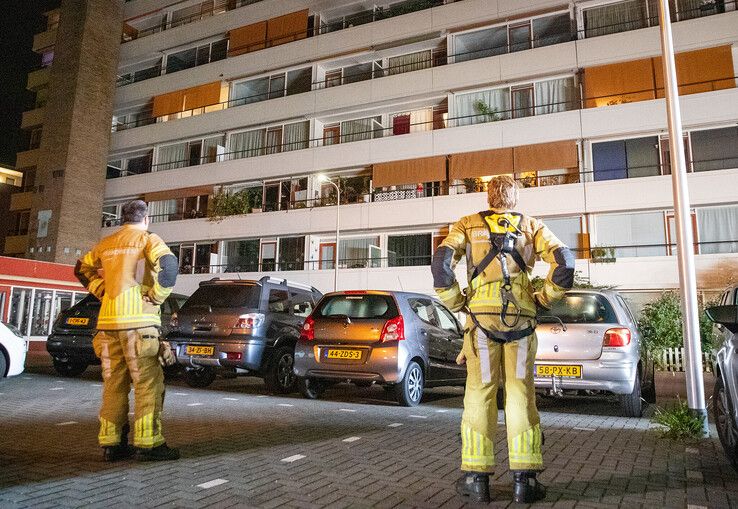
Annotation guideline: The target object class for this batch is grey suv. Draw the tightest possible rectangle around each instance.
[706,285,738,471]
[167,277,322,392]
[293,290,466,406]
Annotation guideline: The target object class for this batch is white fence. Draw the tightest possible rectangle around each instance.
[656,347,716,373]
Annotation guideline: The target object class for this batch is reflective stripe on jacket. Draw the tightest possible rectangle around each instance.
[75,225,178,330]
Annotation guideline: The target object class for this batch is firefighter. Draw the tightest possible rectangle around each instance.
[75,200,180,462]
[431,175,574,503]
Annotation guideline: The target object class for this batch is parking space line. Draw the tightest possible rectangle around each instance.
[281,454,306,463]
[49,387,64,391]
[339,408,357,412]
[435,409,448,413]
[222,397,238,401]
[197,479,229,489]
[257,395,268,398]
[187,403,203,407]
[342,437,361,443]
[91,384,102,387]
[173,392,189,396]
[56,421,78,426]
[685,447,699,454]
[408,415,427,419]
[573,427,596,432]
[277,403,294,407]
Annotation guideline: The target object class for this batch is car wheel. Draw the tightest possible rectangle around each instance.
[641,367,657,404]
[395,361,424,407]
[52,358,88,377]
[264,346,296,394]
[183,367,216,388]
[619,371,643,417]
[298,377,326,399]
[0,350,7,379]
[714,376,738,471]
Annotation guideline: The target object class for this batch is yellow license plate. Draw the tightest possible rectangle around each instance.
[186,345,214,356]
[325,349,362,360]
[66,317,89,326]
[535,365,582,378]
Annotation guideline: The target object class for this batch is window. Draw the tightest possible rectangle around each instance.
[279,236,305,271]
[539,294,618,323]
[194,243,214,273]
[325,69,342,87]
[231,77,270,106]
[166,47,197,74]
[511,85,534,118]
[583,0,656,38]
[388,233,432,267]
[339,237,380,268]
[509,22,532,52]
[696,205,738,254]
[532,13,572,47]
[690,127,738,172]
[595,211,667,257]
[184,284,261,309]
[340,116,382,143]
[316,294,398,319]
[542,216,582,256]
[229,129,266,158]
[409,298,438,326]
[11,211,30,236]
[592,136,660,180]
[434,303,460,333]
[126,152,153,175]
[29,128,42,150]
[343,63,373,84]
[30,289,54,336]
[260,241,277,271]
[268,289,290,313]
[223,239,260,272]
[286,68,312,95]
[454,26,508,63]
[268,74,286,99]
[9,288,32,335]
[291,292,314,317]
[323,124,340,145]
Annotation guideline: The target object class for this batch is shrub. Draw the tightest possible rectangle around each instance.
[652,400,705,440]
[638,291,714,353]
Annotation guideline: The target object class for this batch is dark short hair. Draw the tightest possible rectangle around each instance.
[121,200,149,224]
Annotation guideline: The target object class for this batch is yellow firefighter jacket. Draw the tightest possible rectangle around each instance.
[432,209,575,332]
[75,224,178,330]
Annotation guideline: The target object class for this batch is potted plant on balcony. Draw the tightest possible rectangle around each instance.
[590,245,616,263]
[473,100,503,123]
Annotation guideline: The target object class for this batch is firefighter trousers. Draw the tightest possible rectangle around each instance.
[93,327,166,449]
[461,327,543,472]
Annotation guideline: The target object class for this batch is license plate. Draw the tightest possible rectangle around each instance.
[186,345,214,356]
[66,317,89,326]
[325,349,362,360]
[535,364,582,378]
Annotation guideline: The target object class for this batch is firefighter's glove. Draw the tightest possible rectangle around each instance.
[456,351,466,365]
[158,341,176,367]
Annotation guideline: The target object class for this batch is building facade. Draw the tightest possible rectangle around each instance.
[18,0,738,314]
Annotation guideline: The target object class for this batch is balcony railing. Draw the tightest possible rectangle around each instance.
[173,239,738,275]
[114,0,736,90]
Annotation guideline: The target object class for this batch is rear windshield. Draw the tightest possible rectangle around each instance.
[73,294,100,310]
[315,294,398,319]
[538,294,618,324]
[183,284,261,310]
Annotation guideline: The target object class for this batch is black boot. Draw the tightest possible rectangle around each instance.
[455,472,491,504]
[136,443,180,462]
[103,423,134,462]
[512,471,546,504]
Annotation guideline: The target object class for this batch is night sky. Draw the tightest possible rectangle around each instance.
[0,0,60,167]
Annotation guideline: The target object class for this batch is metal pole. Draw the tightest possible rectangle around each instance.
[656,0,708,436]
[327,179,340,292]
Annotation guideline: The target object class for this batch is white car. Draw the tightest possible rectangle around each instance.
[1,322,27,379]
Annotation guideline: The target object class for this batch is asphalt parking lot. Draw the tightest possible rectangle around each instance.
[1,362,737,509]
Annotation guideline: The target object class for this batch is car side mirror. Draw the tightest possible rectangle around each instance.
[705,305,738,334]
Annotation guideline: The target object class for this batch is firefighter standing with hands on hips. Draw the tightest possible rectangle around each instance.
[431,175,574,503]
[75,200,180,462]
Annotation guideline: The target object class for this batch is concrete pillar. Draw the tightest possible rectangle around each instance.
[28,0,122,264]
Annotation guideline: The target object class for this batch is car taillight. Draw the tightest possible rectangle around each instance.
[170,312,178,329]
[603,327,631,347]
[300,315,315,341]
[234,313,265,329]
[380,315,405,342]
[226,352,243,360]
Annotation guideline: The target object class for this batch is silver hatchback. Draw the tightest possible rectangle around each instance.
[293,290,466,406]
[534,290,655,417]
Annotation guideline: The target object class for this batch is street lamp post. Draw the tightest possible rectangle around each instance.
[318,175,340,291]
[656,0,708,435]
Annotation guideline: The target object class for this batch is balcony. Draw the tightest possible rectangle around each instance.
[21,107,45,129]
[15,149,40,169]
[27,68,49,91]
[10,191,33,212]
[32,28,57,53]
[3,235,29,256]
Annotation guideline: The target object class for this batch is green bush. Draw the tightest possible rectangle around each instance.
[637,291,714,353]
[652,400,705,440]
[530,271,611,292]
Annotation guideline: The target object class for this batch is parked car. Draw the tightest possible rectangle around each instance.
[167,277,322,392]
[293,290,466,406]
[706,285,738,471]
[534,289,655,417]
[46,293,187,377]
[0,322,27,379]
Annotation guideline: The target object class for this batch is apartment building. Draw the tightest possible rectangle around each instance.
[12,0,738,344]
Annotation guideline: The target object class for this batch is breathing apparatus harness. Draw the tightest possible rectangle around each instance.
[466,212,535,344]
